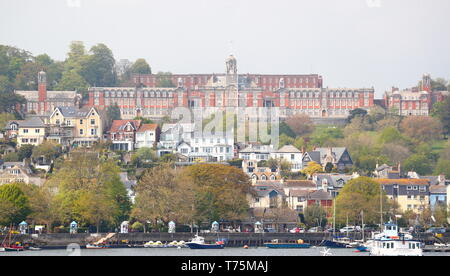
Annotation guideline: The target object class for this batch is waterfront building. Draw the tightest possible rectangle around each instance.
[16,71,81,115]
[374,179,430,213]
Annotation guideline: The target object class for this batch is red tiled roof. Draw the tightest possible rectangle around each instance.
[138,124,159,132]
[110,120,141,133]
[375,179,430,186]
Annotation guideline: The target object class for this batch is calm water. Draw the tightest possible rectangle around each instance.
[1,247,449,256]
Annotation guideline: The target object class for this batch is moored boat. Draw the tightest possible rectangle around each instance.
[265,239,311,249]
[369,223,422,256]
[86,244,109,249]
[186,235,225,249]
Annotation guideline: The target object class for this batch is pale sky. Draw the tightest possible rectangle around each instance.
[1,0,449,97]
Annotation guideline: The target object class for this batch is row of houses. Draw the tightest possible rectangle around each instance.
[247,165,450,220]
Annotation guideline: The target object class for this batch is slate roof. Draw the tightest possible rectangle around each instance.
[314,147,348,163]
[313,173,353,189]
[19,117,45,128]
[284,180,316,189]
[54,106,90,118]
[429,185,447,194]
[307,190,333,200]
[274,145,301,153]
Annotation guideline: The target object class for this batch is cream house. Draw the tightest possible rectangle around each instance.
[48,106,104,148]
[17,117,46,147]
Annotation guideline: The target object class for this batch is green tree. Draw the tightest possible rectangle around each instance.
[32,141,61,162]
[130,58,151,74]
[303,205,328,228]
[185,164,251,224]
[403,154,433,175]
[132,164,179,227]
[47,150,131,232]
[105,103,121,130]
[335,177,389,226]
[18,144,34,161]
[80,43,117,87]
[0,183,31,226]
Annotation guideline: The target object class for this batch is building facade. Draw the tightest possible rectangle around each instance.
[384,74,449,116]
[17,117,46,147]
[16,71,81,116]
[88,55,374,119]
[47,106,104,148]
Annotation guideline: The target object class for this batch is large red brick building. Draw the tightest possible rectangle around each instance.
[384,74,449,116]
[88,55,375,119]
[16,71,82,115]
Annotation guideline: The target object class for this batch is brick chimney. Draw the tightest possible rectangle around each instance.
[38,71,47,113]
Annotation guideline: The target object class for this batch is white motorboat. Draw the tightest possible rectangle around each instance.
[369,223,422,256]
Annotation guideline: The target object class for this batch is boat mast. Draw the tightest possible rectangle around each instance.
[346,214,349,238]
[380,184,383,231]
[333,198,336,237]
[361,210,365,242]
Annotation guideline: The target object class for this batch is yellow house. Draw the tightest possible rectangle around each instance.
[375,179,430,213]
[48,106,104,148]
[17,117,46,148]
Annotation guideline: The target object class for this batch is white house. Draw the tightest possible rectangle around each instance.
[270,145,303,172]
[157,123,196,156]
[135,124,160,149]
[182,132,234,162]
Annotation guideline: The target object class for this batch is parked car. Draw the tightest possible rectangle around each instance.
[426,227,446,234]
[324,228,339,233]
[264,228,277,233]
[339,226,356,233]
[308,227,322,233]
[289,227,305,233]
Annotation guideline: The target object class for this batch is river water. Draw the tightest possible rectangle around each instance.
[1,247,449,256]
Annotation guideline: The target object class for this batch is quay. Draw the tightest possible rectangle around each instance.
[1,232,447,249]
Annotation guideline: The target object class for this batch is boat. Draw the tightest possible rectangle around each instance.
[86,244,109,249]
[1,226,24,252]
[322,237,356,248]
[186,235,225,249]
[27,247,42,251]
[368,223,423,256]
[265,239,311,249]
[144,241,167,248]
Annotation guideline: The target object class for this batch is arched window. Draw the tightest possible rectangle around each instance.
[261,175,267,181]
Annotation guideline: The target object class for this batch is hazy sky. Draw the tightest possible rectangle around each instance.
[1,0,449,96]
